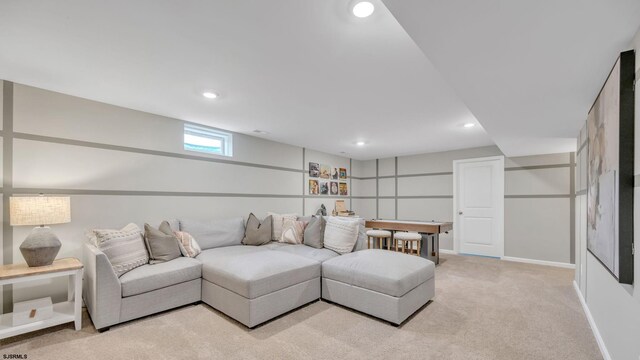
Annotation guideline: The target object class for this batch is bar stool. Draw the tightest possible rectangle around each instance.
[366,229,392,250]
[394,232,422,256]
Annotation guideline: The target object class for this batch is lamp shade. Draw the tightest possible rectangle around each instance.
[10,196,71,226]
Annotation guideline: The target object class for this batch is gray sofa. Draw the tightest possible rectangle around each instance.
[83,216,435,330]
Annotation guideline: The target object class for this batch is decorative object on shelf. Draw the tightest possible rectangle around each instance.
[334,200,355,217]
[316,204,327,216]
[10,195,71,267]
[309,162,319,178]
[13,297,53,326]
[586,50,635,284]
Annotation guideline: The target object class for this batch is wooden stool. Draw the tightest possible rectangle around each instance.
[394,232,422,256]
[366,229,392,250]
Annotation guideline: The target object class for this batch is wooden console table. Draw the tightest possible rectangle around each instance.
[0,258,83,340]
[365,220,453,264]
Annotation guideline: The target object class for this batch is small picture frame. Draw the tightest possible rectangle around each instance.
[320,181,329,195]
[309,162,320,178]
[330,181,339,195]
[339,168,347,180]
[339,183,348,196]
[309,180,319,195]
[320,165,331,179]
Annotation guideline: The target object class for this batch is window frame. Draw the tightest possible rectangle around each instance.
[183,123,233,157]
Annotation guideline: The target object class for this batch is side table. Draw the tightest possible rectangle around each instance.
[0,257,83,340]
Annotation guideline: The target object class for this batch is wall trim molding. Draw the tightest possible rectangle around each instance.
[2,80,14,313]
[502,256,575,269]
[504,163,572,171]
[573,281,612,360]
[505,194,570,199]
[13,132,305,174]
[635,174,640,187]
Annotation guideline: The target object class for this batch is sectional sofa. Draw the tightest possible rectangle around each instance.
[83,216,435,330]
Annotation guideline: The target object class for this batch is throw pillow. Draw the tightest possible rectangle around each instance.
[304,216,325,249]
[144,221,182,264]
[92,223,149,277]
[323,217,359,254]
[281,219,307,244]
[174,231,202,258]
[267,212,297,241]
[242,213,273,246]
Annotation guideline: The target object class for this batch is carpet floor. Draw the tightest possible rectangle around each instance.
[0,254,601,360]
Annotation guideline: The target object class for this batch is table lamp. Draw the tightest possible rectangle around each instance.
[10,195,71,267]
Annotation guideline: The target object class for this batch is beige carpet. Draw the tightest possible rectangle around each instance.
[0,254,601,360]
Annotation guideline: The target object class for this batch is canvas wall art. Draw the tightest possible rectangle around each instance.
[320,181,329,195]
[330,181,339,195]
[309,180,319,195]
[331,167,339,180]
[309,162,319,178]
[339,168,347,180]
[339,183,348,196]
[320,165,331,179]
[586,50,635,284]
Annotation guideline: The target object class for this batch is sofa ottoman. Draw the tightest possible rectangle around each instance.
[198,246,321,327]
[321,249,435,325]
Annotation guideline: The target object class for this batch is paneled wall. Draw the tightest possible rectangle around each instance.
[573,31,640,360]
[351,146,575,265]
[0,82,352,312]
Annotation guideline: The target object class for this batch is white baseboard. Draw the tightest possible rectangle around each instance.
[501,256,575,269]
[439,249,457,255]
[573,281,611,360]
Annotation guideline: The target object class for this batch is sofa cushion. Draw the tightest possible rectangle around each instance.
[303,216,325,249]
[242,213,272,246]
[322,249,434,297]
[271,244,339,263]
[267,212,297,241]
[144,221,182,264]
[119,257,202,297]
[323,217,359,254]
[91,223,149,277]
[198,246,320,299]
[179,217,245,250]
[280,219,307,244]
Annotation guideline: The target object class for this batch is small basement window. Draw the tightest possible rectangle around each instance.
[184,124,233,157]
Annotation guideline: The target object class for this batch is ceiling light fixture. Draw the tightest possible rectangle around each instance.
[463,123,476,128]
[352,2,375,18]
[253,130,270,134]
[202,91,218,99]
[356,141,366,146]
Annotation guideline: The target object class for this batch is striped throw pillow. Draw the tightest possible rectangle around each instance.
[174,231,202,257]
[92,223,149,277]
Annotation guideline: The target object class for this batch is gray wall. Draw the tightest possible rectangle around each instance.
[351,147,575,264]
[0,82,351,311]
[574,30,640,360]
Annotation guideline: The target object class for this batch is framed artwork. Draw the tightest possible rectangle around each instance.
[339,183,348,196]
[339,168,347,180]
[320,181,329,195]
[331,167,339,180]
[320,165,331,179]
[309,162,319,178]
[330,181,339,195]
[309,180,319,195]
[586,50,635,284]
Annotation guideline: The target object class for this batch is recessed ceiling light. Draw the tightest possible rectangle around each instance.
[353,2,374,18]
[356,141,366,146]
[202,91,218,99]
[253,130,269,134]
[463,123,475,128]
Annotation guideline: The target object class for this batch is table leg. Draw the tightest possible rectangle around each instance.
[74,269,82,330]
[434,233,440,265]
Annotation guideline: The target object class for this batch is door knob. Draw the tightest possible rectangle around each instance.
[458,211,463,215]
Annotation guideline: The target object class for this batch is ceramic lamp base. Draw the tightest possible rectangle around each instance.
[19,226,62,267]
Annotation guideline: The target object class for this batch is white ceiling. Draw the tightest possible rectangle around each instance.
[382,0,640,157]
[1,1,639,159]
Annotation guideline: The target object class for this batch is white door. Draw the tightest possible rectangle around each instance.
[453,156,504,258]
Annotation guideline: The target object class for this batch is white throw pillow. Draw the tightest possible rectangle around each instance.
[91,223,149,277]
[323,217,360,254]
[267,212,297,241]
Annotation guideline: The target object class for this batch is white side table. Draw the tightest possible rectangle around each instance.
[0,258,83,340]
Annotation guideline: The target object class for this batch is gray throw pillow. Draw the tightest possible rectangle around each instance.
[304,216,325,249]
[144,221,182,264]
[242,213,272,246]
